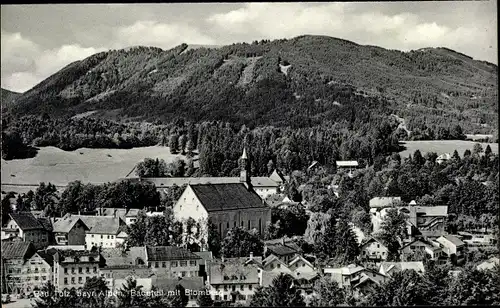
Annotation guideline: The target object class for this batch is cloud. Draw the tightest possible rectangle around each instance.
[1,30,106,92]
[113,20,215,49]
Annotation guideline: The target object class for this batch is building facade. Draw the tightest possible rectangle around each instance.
[53,250,101,291]
[2,213,50,249]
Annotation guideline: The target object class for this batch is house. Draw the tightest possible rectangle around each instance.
[174,152,271,250]
[101,266,155,293]
[96,208,141,225]
[153,276,206,304]
[1,242,37,295]
[400,238,445,262]
[145,246,202,279]
[477,257,499,271]
[369,197,402,209]
[52,217,89,246]
[324,263,387,297]
[2,212,50,249]
[400,204,448,235]
[56,213,127,250]
[436,235,466,257]
[436,153,452,164]
[206,254,262,303]
[264,237,302,263]
[379,261,425,277]
[458,231,497,248]
[269,169,288,191]
[52,249,101,291]
[336,161,359,174]
[20,250,54,294]
[359,237,389,262]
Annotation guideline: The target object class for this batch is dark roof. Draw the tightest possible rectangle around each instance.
[37,217,53,232]
[36,250,55,266]
[9,212,44,230]
[145,246,202,261]
[1,242,36,259]
[153,277,205,291]
[190,183,268,212]
[267,244,301,256]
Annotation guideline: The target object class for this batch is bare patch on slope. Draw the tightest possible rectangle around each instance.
[237,56,262,87]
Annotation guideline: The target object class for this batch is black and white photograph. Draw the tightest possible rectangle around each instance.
[0,2,498,307]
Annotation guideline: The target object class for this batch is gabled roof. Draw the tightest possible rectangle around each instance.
[194,251,213,262]
[1,241,36,259]
[60,214,125,235]
[439,234,465,247]
[262,254,290,269]
[380,262,425,275]
[9,212,45,230]
[145,176,278,188]
[190,183,268,212]
[153,277,205,291]
[477,257,499,271]
[53,217,89,233]
[289,255,314,269]
[145,246,201,262]
[369,197,401,208]
[269,169,286,183]
[37,217,53,232]
[336,161,359,167]
[35,250,55,267]
[207,257,261,285]
[267,244,301,256]
[400,238,440,252]
[360,237,387,249]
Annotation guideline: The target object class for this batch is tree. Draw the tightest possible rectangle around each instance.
[221,227,264,258]
[304,212,330,245]
[485,144,493,157]
[249,273,305,307]
[207,219,221,257]
[82,276,109,308]
[179,134,187,154]
[32,281,64,308]
[135,157,168,177]
[364,270,428,306]
[169,284,189,307]
[117,277,146,308]
[309,277,346,307]
[452,150,460,161]
[196,292,214,307]
[444,266,500,306]
[1,193,13,226]
[473,143,484,156]
[377,208,407,261]
[169,134,179,154]
[335,215,360,264]
[314,213,337,258]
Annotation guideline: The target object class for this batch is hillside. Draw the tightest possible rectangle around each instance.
[5,36,498,133]
[1,88,21,107]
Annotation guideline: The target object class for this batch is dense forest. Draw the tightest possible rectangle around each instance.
[3,35,497,136]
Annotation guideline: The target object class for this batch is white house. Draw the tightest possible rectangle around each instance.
[359,237,389,261]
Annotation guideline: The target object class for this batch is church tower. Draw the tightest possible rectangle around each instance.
[240,147,252,190]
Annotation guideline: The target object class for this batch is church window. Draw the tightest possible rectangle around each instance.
[248,220,250,229]
[227,222,229,229]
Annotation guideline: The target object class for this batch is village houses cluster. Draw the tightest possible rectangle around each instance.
[1,149,498,305]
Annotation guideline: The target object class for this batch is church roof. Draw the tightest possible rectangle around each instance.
[190,183,268,212]
[145,177,278,188]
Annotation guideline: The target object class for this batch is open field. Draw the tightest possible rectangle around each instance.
[400,140,498,158]
[1,146,185,190]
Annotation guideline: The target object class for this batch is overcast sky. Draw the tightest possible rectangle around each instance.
[1,2,497,93]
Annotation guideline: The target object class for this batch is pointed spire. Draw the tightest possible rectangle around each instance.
[241,147,248,159]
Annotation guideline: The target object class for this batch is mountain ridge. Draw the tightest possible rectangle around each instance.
[4,35,498,134]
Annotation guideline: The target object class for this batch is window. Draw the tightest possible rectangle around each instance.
[93,267,97,273]
[224,285,228,291]
[215,295,220,301]
[162,262,166,268]
[190,260,197,266]
[224,295,227,300]
[41,268,46,273]
[79,268,83,274]
[302,263,305,267]
[240,285,244,291]
[232,285,236,291]
[180,261,187,267]
[227,222,229,229]
[241,221,244,227]
[377,244,380,248]
[249,284,253,290]
[101,235,103,239]
[78,277,83,283]
[64,278,68,285]
[181,271,186,277]
[107,235,110,239]
[91,235,94,238]
[171,261,178,267]
[248,220,250,229]
[277,264,281,268]
[155,262,159,268]
[215,285,219,291]
[35,276,39,281]
[71,268,75,274]
[271,264,275,269]
[71,277,75,284]
[86,267,90,273]
[42,276,46,281]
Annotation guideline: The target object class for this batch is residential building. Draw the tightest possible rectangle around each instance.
[145,246,202,278]
[2,212,50,248]
[21,250,54,294]
[52,217,89,246]
[206,255,262,303]
[55,213,127,250]
[96,208,141,226]
[324,264,387,297]
[1,242,37,295]
[436,235,466,257]
[336,161,359,175]
[458,231,497,248]
[436,153,452,164]
[52,249,101,291]
[153,276,206,304]
[379,261,425,277]
[369,197,402,209]
[359,237,389,262]
[400,238,445,262]
[100,266,155,293]
[477,257,499,271]
[264,237,302,263]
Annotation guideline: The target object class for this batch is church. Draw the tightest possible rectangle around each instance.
[173,149,272,249]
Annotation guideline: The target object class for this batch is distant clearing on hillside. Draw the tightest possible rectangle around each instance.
[1,146,185,188]
[399,140,498,158]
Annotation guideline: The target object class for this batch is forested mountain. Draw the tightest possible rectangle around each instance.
[4,35,498,134]
[1,88,21,107]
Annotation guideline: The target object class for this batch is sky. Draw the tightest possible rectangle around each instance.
[1,2,497,93]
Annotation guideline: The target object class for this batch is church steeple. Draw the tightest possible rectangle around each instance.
[240,147,252,190]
